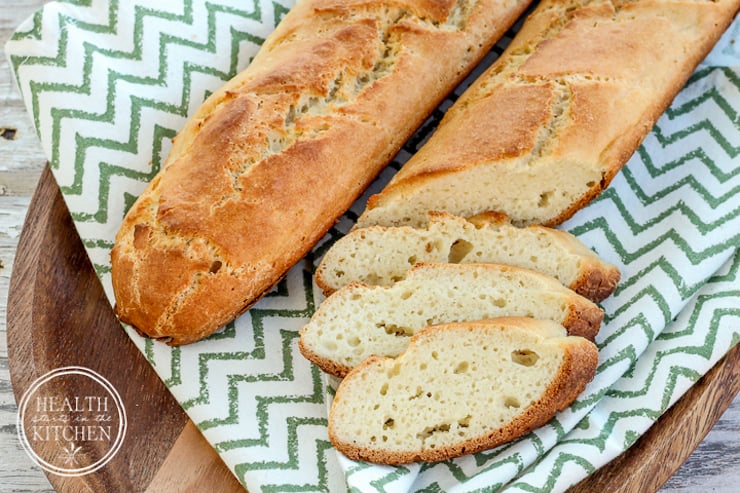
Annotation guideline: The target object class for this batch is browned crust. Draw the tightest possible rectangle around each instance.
[298,336,355,379]
[561,298,604,342]
[570,258,621,304]
[328,319,599,465]
[359,0,740,228]
[110,0,534,345]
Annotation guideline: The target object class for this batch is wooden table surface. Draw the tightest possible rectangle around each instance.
[1,2,738,492]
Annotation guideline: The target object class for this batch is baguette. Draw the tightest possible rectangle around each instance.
[316,211,620,301]
[110,0,533,345]
[299,262,603,377]
[356,0,740,229]
[328,317,599,465]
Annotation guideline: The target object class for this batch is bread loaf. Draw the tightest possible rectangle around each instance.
[328,317,599,465]
[316,211,620,301]
[299,262,603,377]
[356,0,740,229]
[110,0,534,344]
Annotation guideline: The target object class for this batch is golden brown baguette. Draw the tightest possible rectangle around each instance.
[356,0,740,229]
[110,0,533,345]
[328,317,599,465]
[316,211,620,302]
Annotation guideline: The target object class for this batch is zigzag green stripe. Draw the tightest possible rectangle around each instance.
[70,124,175,222]
[260,437,335,492]
[553,280,739,457]
[14,0,269,203]
[507,453,596,493]
[11,0,119,132]
[570,207,738,271]
[198,331,324,432]
[57,8,266,197]
[412,484,445,493]
[607,362,702,405]
[618,255,736,303]
[368,465,416,492]
[10,10,44,41]
[705,246,740,284]
[212,386,326,452]
[584,183,738,240]
[637,142,738,186]
[179,280,316,412]
[659,292,739,341]
[623,157,739,211]
[230,416,326,469]
[667,66,739,123]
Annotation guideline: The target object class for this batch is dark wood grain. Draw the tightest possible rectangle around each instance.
[5,166,737,492]
[6,165,243,493]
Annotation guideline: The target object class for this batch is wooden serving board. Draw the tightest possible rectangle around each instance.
[7,165,739,493]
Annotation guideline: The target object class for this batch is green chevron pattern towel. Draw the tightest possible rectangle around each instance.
[6,1,739,491]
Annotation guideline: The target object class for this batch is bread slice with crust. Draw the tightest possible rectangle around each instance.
[328,317,599,465]
[299,262,603,377]
[316,211,620,302]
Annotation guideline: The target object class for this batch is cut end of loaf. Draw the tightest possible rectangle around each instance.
[356,152,608,230]
[328,317,599,465]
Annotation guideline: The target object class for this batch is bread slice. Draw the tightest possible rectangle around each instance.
[110,0,534,345]
[328,317,599,465]
[316,211,620,302]
[355,0,739,229]
[299,262,603,377]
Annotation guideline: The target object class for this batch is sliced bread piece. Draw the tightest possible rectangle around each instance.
[316,211,620,302]
[328,317,599,465]
[299,262,603,377]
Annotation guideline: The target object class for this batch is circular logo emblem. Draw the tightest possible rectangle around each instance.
[16,366,127,476]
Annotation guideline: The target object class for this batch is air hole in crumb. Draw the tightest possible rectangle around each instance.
[379,383,388,396]
[378,323,413,337]
[383,418,395,430]
[505,396,521,408]
[538,191,553,207]
[453,361,469,374]
[511,349,539,366]
[448,239,473,263]
[209,260,223,274]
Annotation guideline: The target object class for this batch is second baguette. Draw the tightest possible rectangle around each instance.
[356,0,740,228]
